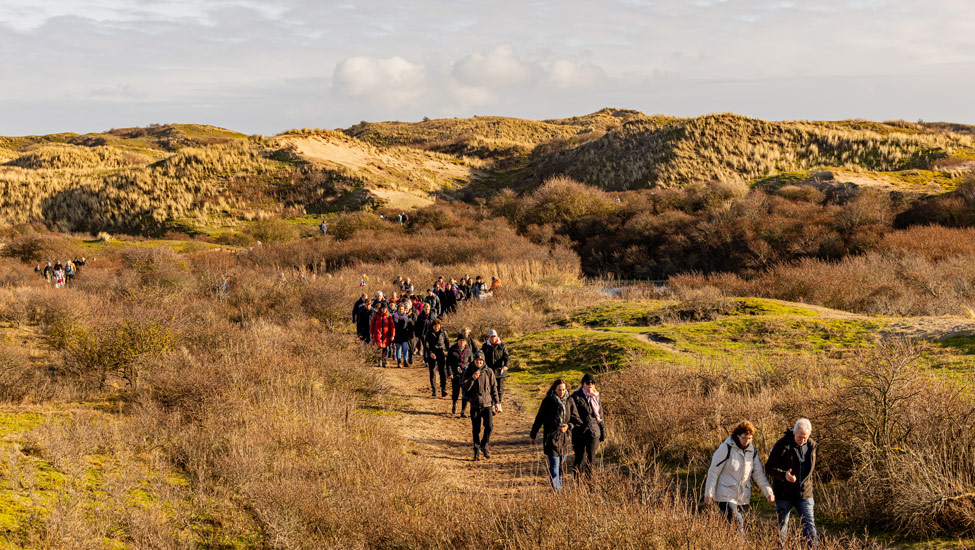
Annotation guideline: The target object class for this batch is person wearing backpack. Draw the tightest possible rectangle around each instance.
[446,333,474,417]
[461,351,500,461]
[703,420,775,541]
[530,378,581,491]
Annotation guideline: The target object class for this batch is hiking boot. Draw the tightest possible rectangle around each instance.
[473,446,480,461]
[460,410,467,418]
[480,446,490,459]
[432,389,437,397]
[451,403,457,415]
[396,360,402,368]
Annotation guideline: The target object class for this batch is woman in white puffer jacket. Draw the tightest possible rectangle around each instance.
[704,420,775,540]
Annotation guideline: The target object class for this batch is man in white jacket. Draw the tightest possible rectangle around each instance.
[704,420,775,540]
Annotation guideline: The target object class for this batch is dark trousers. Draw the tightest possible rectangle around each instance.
[427,349,447,394]
[492,369,506,402]
[450,377,468,413]
[470,406,493,448]
[572,432,598,477]
[408,338,417,364]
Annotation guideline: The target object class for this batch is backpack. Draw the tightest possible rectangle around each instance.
[697,441,748,511]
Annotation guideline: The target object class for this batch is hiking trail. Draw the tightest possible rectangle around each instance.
[374,363,549,496]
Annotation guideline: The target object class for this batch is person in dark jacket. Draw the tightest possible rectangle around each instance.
[462,351,500,461]
[424,289,442,318]
[424,319,449,398]
[766,418,817,549]
[571,373,605,478]
[392,303,414,368]
[530,378,581,491]
[352,293,368,321]
[353,293,369,341]
[356,301,375,344]
[446,334,474,417]
[481,329,509,403]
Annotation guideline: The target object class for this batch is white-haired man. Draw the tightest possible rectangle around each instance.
[766,418,817,548]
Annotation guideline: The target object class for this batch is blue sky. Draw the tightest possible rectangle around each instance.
[1,0,973,135]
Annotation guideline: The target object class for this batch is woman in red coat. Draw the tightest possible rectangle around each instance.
[370,303,395,368]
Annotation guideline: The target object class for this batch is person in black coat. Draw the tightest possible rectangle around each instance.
[571,373,605,478]
[352,293,368,321]
[446,334,474,417]
[530,378,581,491]
[423,318,449,398]
[356,301,375,344]
[482,329,509,403]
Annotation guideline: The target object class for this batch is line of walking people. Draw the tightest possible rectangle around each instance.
[34,257,87,288]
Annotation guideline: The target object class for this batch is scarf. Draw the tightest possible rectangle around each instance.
[583,387,602,422]
[553,391,568,426]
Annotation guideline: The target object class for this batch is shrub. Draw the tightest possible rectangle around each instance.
[243,218,299,244]
[1,233,81,264]
[65,319,174,388]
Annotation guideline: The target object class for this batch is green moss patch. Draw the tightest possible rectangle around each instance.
[507,328,675,395]
[650,317,883,356]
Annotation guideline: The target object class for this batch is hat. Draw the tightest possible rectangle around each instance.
[457,332,467,340]
[474,351,485,360]
[488,329,498,337]
[581,373,596,385]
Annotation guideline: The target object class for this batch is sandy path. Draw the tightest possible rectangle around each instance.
[375,363,548,495]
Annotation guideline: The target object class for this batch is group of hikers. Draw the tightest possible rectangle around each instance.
[349,277,818,549]
[33,257,87,288]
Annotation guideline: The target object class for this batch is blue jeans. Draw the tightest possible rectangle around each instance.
[547,454,567,491]
[717,501,744,541]
[776,498,816,548]
[395,341,410,361]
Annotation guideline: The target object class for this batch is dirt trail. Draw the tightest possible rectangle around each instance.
[374,363,549,495]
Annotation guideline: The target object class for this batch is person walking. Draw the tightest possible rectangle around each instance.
[703,421,775,541]
[530,378,580,491]
[446,333,474,417]
[571,373,605,478]
[356,300,375,345]
[462,351,501,461]
[423,318,449,398]
[424,288,442,318]
[369,304,395,368]
[43,262,53,283]
[766,418,818,549]
[482,329,509,404]
[392,303,414,368]
[319,218,327,236]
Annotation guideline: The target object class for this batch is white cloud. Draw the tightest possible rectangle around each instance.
[452,44,535,87]
[332,56,428,109]
[546,59,605,89]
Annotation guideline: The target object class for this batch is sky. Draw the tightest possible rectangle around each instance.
[1,0,974,135]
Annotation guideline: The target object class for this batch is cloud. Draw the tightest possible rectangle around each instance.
[452,45,535,87]
[546,59,605,89]
[91,83,147,99]
[332,56,428,108]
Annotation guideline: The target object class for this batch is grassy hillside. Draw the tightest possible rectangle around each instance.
[3,112,975,237]
[533,113,975,190]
